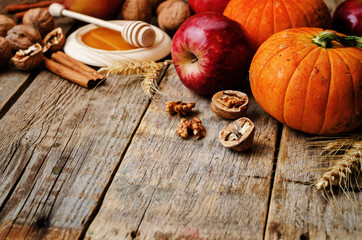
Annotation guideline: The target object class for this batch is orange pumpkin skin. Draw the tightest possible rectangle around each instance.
[223,0,332,52]
[249,28,362,135]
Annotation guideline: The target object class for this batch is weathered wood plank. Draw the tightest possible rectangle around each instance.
[0,68,154,238]
[87,65,280,239]
[265,127,361,239]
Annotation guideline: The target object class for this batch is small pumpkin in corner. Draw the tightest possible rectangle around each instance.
[249,28,362,135]
[223,0,332,52]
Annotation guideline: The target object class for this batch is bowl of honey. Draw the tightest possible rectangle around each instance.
[64,20,172,67]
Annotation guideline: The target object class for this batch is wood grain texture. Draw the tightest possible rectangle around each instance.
[87,65,280,240]
[265,127,362,240]
[0,70,152,239]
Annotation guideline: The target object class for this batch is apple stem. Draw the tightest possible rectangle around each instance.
[191,57,198,63]
[312,31,362,49]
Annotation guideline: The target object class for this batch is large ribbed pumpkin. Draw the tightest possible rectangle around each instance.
[249,28,362,135]
[223,0,332,52]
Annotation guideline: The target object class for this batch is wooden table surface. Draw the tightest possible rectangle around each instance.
[1,0,360,239]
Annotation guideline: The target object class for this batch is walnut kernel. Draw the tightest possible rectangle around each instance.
[176,118,190,139]
[176,117,206,140]
[0,15,16,37]
[22,8,55,37]
[190,117,206,140]
[166,101,195,116]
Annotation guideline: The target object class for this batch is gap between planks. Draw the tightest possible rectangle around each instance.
[78,63,171,240]
[262,123,283,240]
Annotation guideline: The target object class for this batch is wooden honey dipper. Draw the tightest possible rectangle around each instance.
[48,3,156,48]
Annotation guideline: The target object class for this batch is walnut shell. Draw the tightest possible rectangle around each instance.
[219,117,255,152]
[23,8,55,37]
[211,90,249,119]
[0,15,16,37]
[5,24,42,50]
[11,43,43,71]
[43,27,65,55]
[122,0,152,22]
[0,37,12,69]
[157,0,191,34]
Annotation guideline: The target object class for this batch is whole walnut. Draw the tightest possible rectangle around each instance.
[0,15,16,37]
[156,0,178,15]
[157,0,191,34]
[0,37,12,69]
[122,0,152,22]
[5,25,42,50]
[23,8,55,37]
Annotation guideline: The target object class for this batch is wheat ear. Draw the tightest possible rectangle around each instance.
[315,141,362,191]
[141,60,172,98]
[98,60,172,98]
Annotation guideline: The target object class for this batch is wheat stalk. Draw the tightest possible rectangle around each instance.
[313,136,362,192]
[98,59,172,98]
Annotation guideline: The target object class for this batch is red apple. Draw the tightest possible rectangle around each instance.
[332,0,362,36]
[64,0,124,19]
[171,12,251,96]
[188,0,230,14]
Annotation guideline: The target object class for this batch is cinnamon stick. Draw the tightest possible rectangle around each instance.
[14,7,49,22]
[6,0,63,13]
[51,51,105,81]
[43,57,99,89]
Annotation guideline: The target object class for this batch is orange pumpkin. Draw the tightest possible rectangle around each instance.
[249,28,362,135]
[223,0,332,52]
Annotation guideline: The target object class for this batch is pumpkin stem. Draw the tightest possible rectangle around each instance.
[312,31,362,49]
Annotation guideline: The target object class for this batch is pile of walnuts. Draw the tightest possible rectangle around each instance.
[0,8,64,71]
[122,0,191,35]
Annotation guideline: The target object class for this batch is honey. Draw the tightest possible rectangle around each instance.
[82,27,138,51]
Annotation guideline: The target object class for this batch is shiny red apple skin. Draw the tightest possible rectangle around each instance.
[171,12,251,96]
[64,0,124,19]
[332,0,362,36]
[188,0,230,14]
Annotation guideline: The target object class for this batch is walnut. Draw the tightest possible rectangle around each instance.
[157,0,191,34]
[43,27,65,55]
[156,0,178,15]
[176,117,206,140]
[11,43,43,71]
[166,101,195,116]
[0,37,12,69]
[22,8,55,37]
[176,118,190,139]
[5,24,42,50]
[190,117,206,140]
[122,0,152,22]
[219,117,255,152]
[0,15,16,37]
[211,90,249,119]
